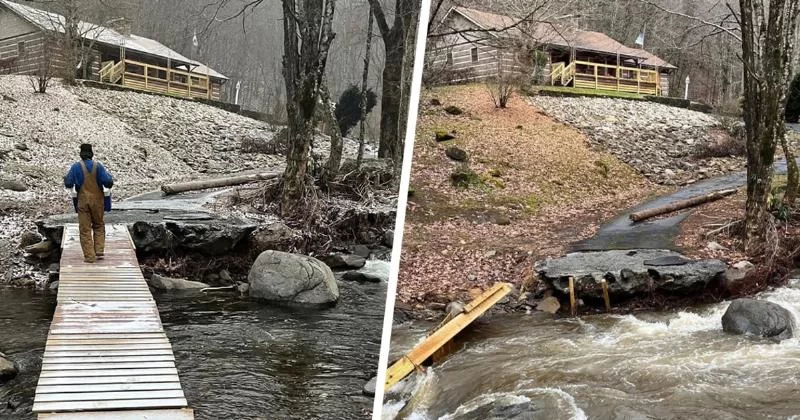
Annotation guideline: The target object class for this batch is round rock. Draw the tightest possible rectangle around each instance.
[722,298,795,341]
[248,250,339,305]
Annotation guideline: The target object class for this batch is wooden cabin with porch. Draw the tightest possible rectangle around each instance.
[0,0,228,101]
[429,6,676,96]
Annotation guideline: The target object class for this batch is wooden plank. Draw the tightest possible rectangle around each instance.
[41,362,175,370]
[46,344,172,351]
[39,368,179,378]
[37,382,182,394]
[33,398,188,412]
[385,282,512,390]
[35,389,185,403]
[45,349,174,357]
[38,408,193,420]
[37,375,180,386]
[43,355,175,364]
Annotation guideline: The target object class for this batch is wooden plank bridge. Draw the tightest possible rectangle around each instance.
[33,224,193,419]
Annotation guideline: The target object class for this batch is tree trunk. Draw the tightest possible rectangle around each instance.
[378,34,403,163]
[280,0,336,215]
[629,189,738,222]
[357,9,374,169]
[781,134,799,205]
[739,0,800,253]
[161,172,280,195]
[322,77,343,178]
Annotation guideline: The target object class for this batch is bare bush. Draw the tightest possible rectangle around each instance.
[693,129,746,158]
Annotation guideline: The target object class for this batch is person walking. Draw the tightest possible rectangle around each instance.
[64,144,114,263]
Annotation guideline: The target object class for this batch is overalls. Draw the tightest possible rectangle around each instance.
[78,160,105,262]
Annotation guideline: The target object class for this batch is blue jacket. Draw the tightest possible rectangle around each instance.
[64,159,114,192]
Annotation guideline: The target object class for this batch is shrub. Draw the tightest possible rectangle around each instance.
[334,85,378,137]
[693,127,746,158]
[786,73,800,123]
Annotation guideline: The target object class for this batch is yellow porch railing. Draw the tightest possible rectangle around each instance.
[99,59,216,100]
[550,60,661,95]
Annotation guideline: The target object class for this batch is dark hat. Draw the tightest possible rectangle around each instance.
[79,143,93,159]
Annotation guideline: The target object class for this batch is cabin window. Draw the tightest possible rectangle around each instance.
[446,51,453,67]
[470,47,478,62]
[17,42,25,56]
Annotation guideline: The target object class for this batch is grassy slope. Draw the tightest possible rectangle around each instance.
[398,84,661,305]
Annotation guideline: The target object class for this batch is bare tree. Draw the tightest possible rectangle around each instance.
[367,0,420,166]
[357,7,374,168]
[280,0,337,213]
[27,34,57,93]
[739,0,800,251]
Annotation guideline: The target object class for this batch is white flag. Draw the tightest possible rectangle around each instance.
[635,31,644,47]
[192,30,199,48]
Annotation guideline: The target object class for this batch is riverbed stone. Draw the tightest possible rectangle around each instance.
[0,353,18,382]
[538,249,726,299]
[249,221,299,252]
[342,260,390,283]
[18,230,41,248]
[148,274,209,290]
[452,396,539,419]
[322,253,366,270]
[248,250,339,305]
[722,298,795,341]
[383,230,395,247]
[363,376,377,397]
[536,296,561,314]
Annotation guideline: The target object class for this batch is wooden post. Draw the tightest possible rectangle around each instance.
[601,279,611,312]
[144,63,148,91]
[616,52,620,91]
[594,64,598,89]
[166,57,171,95]
[120,47,126,86]
[568,276,576,317]
[637,63,641,94]
[655,66,660,96]
[206,66,211,100]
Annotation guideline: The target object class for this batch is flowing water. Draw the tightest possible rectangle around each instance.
[0,277,385,419]
[384,283,800,419]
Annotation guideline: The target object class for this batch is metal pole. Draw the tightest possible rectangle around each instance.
[234,80,241,105]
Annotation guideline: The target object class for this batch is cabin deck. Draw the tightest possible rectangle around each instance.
[99,59,219,101]
[551,61,661,96]
[32,224,192,419]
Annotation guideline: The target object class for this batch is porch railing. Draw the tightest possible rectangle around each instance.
[550,60,661,95]
[99,59,216,100]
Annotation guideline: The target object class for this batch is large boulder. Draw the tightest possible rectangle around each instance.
[0,352,18,382]
[538,249,726,299]
[722,298,795,341]
[148,274,209,290]
[248,250,339,305]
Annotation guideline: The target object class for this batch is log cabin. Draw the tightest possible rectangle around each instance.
[0,0,228,101]
[428,6,676,96]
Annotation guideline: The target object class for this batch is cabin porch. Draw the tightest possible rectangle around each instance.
[98,58,219,100]
[549,60,662,96]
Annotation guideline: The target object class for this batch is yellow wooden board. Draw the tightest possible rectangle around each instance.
[384,282,512,390]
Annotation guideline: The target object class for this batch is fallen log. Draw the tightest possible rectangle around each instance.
[629,188,738,222]
[161,172,280,195]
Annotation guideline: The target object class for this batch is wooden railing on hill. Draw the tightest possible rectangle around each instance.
[99,59,217,100]
[550,60,660,95]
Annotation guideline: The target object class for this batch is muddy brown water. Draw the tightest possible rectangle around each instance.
[0,274,385,419]
[384,284,800,419]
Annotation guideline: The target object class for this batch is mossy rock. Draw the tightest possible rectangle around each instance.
[435,130,456,142]
[450,165,482,189]
[445,146,468,162]
[444,105,464,115]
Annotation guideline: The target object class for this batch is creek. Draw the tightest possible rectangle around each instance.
[0,272,385,419]
[385,283,800,419]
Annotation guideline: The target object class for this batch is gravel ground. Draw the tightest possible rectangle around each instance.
[527,95,745,185]
[0,75,375,286]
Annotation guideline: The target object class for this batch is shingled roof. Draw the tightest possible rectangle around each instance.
[450,6,677,69]
[0,0,229,79]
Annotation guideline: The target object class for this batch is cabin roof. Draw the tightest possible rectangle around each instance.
[450,6,677,70]
[0,0,229,80]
